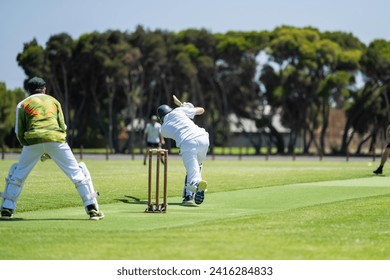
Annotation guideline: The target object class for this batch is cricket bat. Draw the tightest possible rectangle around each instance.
[173,95,182,107]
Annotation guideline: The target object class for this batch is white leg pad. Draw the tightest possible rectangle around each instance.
[182,175,188,198]
[75,182,99,206]
[183,186,193,197]
[76,162,100,213]
[1,163,24,210]
[182,164,202,198]
[186,180,199,194]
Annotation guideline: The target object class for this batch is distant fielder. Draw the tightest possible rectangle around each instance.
[143,115,165,165]
[373,123,390,175]
[156,96,209,205]
[0,77,104,220]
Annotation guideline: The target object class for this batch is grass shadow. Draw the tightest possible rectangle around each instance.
[0,217,87,222]
[116,195,198,208]
[115,195,145,205]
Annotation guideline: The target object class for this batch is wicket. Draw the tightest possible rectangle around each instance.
[145,148,168,213]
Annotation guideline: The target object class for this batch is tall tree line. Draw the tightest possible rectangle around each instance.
[1,25,390,155]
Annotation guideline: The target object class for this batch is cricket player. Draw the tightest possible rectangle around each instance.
[0,77,104,220]
[373,123,390,175]
[156,100,209,205]
[143,115,165,165]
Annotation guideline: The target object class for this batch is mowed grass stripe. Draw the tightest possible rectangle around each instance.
[5,176,389,230]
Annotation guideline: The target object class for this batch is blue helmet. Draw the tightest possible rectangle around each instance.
[156,105,173,122]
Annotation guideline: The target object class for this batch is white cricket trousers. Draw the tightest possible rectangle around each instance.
[3,142,86,210]
[180,133,209,190]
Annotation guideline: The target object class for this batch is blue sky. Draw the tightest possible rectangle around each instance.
[1,0,389,90]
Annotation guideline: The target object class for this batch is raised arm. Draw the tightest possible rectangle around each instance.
[195,107,204,115]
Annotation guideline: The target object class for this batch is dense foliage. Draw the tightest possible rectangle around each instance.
[1,25,389,155]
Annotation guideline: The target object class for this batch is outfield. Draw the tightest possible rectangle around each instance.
[0,155,389,260]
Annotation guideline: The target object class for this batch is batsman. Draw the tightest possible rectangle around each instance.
[156,95,209,205]
[0,77,104,220]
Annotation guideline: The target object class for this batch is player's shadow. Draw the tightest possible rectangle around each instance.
[0,217,87,222]
[116,195,197,207]
[115,195,144,205]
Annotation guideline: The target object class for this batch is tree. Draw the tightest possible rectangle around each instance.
[12,26,389,156]
[16,39,49,88]
[45,33,74,129]
[0,83,25,148]
[354,39,390,154]
[213,31,268,152]
[71,32,113,148]
[262,26,363,154]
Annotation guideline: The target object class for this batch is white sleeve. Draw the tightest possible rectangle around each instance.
[179,107,196,119]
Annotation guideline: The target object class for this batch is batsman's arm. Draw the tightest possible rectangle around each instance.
[195,107,204,115]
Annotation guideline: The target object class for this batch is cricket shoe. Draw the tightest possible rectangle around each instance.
[88,209,104,220]
[373,167,383,175]
[182,195,194,205]
[1,208,14,220]
[194,180,208,205]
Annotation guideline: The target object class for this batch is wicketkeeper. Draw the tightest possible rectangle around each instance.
[0,77,104,220]
[156,96,209,205]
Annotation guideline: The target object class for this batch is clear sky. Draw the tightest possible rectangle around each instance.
[1,0,389,90]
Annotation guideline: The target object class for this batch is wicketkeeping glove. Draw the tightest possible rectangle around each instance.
[40,153,51,162]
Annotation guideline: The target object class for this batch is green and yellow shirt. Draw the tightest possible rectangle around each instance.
[15,93,67,146]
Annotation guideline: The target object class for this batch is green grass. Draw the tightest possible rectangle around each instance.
[0,157,389,260]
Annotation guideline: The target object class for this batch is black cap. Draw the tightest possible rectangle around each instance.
[27,77,46,93]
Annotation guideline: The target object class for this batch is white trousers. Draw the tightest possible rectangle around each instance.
[2,142,87,210]
[14,142,85,183]
[180,133,209,194]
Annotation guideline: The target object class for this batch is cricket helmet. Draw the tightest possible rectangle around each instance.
[156,105,173,122]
